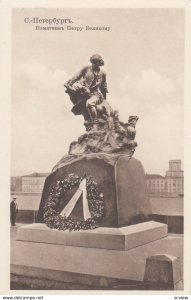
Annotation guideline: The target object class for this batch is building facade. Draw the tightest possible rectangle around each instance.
[146,174,165,193]
[165,160,184,194]
[146,160,184,194]
[22,173,49,193]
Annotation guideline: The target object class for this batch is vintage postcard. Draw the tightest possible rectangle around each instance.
[0,0,191,296]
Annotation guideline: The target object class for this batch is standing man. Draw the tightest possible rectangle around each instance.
[65,54,109,130]
[10,197,18,226]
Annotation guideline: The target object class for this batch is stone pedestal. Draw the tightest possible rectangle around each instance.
[12,222,169,283]
[12,132,183,289]
[16,221,167,251]
[11,221,183,289]
[37,154,152,227]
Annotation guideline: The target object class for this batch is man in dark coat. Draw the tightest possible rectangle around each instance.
[10,197,18,226]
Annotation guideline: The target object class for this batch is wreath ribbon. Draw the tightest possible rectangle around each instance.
[60,177,91,220]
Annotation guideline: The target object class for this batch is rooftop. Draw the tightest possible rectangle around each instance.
[145,174,165,179]
[22,172,49,178]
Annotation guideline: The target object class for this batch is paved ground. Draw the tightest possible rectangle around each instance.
[10,274,162,290]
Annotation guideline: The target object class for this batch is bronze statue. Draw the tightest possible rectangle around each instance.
[64,54,138,155]
[64,54,113,130]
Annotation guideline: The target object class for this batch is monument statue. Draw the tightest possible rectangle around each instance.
[64,54,111,128]
[37,54,152,231]
[64,54,138,155]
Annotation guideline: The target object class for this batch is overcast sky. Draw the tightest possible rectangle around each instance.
[11,8,184,176]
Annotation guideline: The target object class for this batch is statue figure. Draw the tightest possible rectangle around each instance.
[64,54,113,131]
[64,54,138,155]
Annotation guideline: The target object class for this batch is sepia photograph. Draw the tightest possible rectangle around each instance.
[6,5,187,293]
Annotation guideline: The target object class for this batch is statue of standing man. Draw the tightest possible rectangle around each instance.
[64,54,112,131]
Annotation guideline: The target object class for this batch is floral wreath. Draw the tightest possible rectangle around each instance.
[43,173,105,231]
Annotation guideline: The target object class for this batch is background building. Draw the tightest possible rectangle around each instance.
[22,173,49,193]
[146,174,165,193]
[11,173,49,223]
[146,160,183,195]
[165,160,184,194]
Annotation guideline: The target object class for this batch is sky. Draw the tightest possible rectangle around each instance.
[11,8,184,176]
